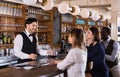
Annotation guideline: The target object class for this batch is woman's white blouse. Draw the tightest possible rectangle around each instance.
[57,48,87,77]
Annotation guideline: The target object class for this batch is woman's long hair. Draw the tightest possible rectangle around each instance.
[69,28,85,49]
[89,27,100,42]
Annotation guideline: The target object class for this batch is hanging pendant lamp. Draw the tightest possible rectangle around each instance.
[38,0,54,10]
[58,1,69,14]
[80,8,90,18]
[92,0,100,21]
[70,5,80,15]
[101,15,107,21]
[58,1,80,15]
[92,13,100,21]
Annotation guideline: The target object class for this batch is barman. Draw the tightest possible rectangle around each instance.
[14,18,41,63]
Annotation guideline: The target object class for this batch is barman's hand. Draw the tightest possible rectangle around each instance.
[28,53,37,60]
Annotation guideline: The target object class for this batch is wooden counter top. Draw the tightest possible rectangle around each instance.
[0,54,91,77]
[0,61,66,77]
[0,54,67,77]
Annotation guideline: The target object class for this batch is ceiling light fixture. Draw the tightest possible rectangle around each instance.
[38,0,54,10]
[58,1,69,14]
[91,0,100,21]
[80,8,90,18]
[58,1,80,15]
[92,12,100,21]
[79,0,90,18]
[70,5,80,15]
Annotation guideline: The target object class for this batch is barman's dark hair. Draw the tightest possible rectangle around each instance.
[25,18,37,27]
[101,27,111,35]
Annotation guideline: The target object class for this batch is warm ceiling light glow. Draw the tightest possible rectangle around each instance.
[92,13,100,21]
[39,0,54,10]
[23,0,37,5]
[58,2,69,14]
[58,2,80,15]
[100,15,106,21]
[80,8,90,18]
[89,11,95,18]
[70,5,80,15]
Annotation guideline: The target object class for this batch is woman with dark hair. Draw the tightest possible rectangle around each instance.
[86,27,109,77]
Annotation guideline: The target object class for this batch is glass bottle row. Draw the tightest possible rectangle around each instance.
[0,32,14,44]
[28,7,49,18]
[0,2,22,16]
[61,24,72,33]
[28,7,47,15]
[38,33,47,42]
[0,48,14,57]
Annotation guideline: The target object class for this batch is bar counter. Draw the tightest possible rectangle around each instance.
[0,63,65,77]
[0,54,67,77]
[0,54,91,77]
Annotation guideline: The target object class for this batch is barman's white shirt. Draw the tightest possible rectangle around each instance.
[14,30,47,59]
[57,48,87,77]
[102,36,119,62]
[102,36,120,77]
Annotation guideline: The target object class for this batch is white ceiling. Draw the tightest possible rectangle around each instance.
[4,0,112,10]
[4,0,112,6]
[53,0,112,6]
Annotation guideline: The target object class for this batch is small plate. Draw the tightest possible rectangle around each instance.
[23,66,33,70]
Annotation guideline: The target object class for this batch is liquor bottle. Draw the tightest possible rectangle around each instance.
[43,33,46,42]
[7,35,11,44]
[2,32,8,44]
[0,37,3,44]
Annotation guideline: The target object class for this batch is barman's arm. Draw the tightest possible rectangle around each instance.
[14,34,29,59]
[36,36,48,56]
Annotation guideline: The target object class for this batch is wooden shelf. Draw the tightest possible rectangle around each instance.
[36,14,50,21]
[38,42,49,44]
[0,26,24,32]
[37,26,49,29]
[0,30,23,32]
[62,22,74,25]
[62,32,69,34]
[36,29,50,32]
[37,20,50,22]
[38,40,51,44]
[0,44,14,49]
[0,14,24,19]
[95,25,106,27]
[0,1,54,49]
[0,1,25,49]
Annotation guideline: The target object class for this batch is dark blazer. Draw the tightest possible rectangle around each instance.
[87,42,109,77]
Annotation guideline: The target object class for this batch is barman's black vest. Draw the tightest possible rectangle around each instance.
[18,32,37,63]
[105,39,118,68]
